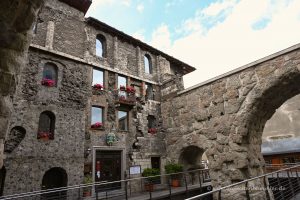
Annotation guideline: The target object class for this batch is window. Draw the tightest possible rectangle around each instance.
[118,75,127,88]
[96,34,106,58]
[118,75,127,98]
[144,54,152,74]
[38,111,55,140]
[92,69,104,86]
[118,111,128,131]
[147,115,156,129]
[91,107,103,125]
[145,83,154,100]
[42,63,58,86]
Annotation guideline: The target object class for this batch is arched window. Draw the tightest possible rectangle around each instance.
[4,126,26,153]
[144,54,152,74]
[96,34,106,58]
[37,111,55,140]
[42,63,58,87]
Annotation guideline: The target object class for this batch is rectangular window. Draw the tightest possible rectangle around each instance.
[93,69,104,86]
[118,110,128,131]
[91,107,103,125]
[145,83,154,100]
[118,75,127,88]
[147,115,156,129]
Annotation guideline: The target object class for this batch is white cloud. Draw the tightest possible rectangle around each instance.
[137,4,144,13]
[202,0,238,16]
[150,24,172,52]
[121,0,131,7]
[149,0,300,88]
[132,29,146,42]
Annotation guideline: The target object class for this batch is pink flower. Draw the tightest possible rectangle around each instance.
[126,86,136,94]
[91,122,103,128]
[148,128,157,134]
[93,83,103,90]
[41,78,55,87]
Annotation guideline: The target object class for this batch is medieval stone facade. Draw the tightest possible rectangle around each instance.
[2,0,300,199]
[2,0,194,195]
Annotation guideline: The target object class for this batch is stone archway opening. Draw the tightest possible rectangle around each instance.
[179,145,205,171]
[261,94,300,166]
[42,167,68,199]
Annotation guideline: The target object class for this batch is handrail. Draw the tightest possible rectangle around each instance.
[185,164,300,200]
[0,168,210,199]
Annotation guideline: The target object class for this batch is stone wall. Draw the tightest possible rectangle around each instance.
[3,49,89,195]
[161,46,300,199]
[0,0,44,169]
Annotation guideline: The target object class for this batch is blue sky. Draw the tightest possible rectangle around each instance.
[87,0,300,88]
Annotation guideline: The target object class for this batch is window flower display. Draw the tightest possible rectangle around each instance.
[91,122,103,129]
[93,83,103,90]
[41,78,55,87]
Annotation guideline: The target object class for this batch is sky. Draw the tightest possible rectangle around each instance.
[86,0,300,88]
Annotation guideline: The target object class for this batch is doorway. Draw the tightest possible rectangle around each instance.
[42,167,68,199]
[95,150,122,190]
[0,167,6,196]
[151,157,161,184]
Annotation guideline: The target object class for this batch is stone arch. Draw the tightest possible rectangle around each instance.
[167,132,211,166]
[4,126,26,153]
[179,145,205,171]
[239,66,300,177]
[42,167,68,199]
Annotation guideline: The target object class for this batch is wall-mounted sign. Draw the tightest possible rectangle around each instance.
[129,165,141,175]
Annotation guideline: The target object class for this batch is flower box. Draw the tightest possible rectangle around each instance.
[41,78,55,87]
[91,122,103,129]
[148,128,157,134]
[37,131,54,140]
[92,83,103,90]
[126,86,136,94]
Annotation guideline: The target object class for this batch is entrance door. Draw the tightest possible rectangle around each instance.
[42,167,68,199]
[151,157,161,184]
[95,150,122,190]
[0,167,6,196]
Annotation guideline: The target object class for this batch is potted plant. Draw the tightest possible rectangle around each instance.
[142,168,160,192]
[165,163,183,187]
[83,174,93,197]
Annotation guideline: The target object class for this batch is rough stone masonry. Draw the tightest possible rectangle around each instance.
[162,44,300,199]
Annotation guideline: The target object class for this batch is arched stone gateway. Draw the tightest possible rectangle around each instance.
[162,46,300,199]
[42,167,68,199]
[179,146,204,171]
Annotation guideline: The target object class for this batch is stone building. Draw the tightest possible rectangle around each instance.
[1,0,195,195]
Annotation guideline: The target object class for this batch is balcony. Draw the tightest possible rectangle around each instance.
[114,87,137,107]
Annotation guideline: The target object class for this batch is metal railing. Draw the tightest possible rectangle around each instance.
[186,164,300,200]
[0,168,210,200]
